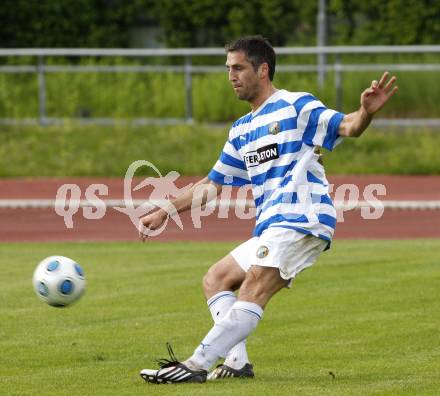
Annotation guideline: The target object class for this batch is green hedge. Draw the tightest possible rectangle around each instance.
[1,56,439,121]
[1,124,439,177]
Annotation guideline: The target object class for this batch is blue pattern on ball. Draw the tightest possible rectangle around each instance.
[74,263,84,277]
[38,282,49,296]
[47,261,59,271]
[60,279,74,295]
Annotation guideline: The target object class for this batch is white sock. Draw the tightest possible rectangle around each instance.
[207,291,236,322]
[207,291,250,369]
[186,301,263,371]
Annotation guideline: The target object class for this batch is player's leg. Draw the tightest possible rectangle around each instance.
[184,265,287,370]
[202,254,246,298]
[140,246,252,384]
[140,264,286,384]
[237,265,289,308]
[182,231,327,375]
[203,236,258,298]
[140,230,327,384]
[202,242,255,378]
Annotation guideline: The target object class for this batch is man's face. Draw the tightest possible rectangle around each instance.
[226,50,261,102]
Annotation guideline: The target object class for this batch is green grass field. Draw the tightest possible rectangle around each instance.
[1,240,439,395]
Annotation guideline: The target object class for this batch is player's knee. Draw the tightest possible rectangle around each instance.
[202,263,240,297]
[202,271,213,294]
[202,268,223,296]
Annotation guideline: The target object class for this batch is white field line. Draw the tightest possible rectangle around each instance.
[0,199,440,210]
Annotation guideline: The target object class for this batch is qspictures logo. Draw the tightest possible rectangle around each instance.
[53,160,387,235]
[244,143,279,168]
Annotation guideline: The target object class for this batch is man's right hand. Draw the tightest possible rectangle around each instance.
[138,209,168,242]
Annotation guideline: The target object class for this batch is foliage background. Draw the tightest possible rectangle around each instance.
[0,0,439,176]
[1,0,439,48]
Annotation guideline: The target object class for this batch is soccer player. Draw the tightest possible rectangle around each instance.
[138,36,398,384]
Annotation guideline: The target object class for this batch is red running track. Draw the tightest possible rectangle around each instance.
[0,176,439,242]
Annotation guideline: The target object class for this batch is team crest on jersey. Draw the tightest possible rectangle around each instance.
[269,121,280,135]
[244,143,279,168]
[256,245,269,259]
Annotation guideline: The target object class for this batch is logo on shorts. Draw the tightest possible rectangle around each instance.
[244,143,279,168]
[256,245,269,259]
[269,121,280,135]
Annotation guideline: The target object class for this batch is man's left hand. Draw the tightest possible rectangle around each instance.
[360,71,398,115]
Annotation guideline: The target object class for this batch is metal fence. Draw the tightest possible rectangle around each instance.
[0,45,440,126]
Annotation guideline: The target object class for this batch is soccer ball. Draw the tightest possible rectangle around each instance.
[32,256,86,307]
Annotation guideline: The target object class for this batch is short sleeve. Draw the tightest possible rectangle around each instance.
[295,94,345,151]
[208,140,251,186]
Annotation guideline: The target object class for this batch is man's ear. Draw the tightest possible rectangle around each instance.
[258,62,269,80]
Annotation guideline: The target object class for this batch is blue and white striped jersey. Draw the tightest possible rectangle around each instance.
[208,89,345,243]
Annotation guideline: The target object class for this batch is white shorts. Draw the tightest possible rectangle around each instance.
[230,228,328,286]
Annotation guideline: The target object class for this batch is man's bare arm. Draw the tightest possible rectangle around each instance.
[339,72,398,138]
[138,176,222,240]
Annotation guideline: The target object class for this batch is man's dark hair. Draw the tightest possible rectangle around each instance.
[225,35,276,81]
